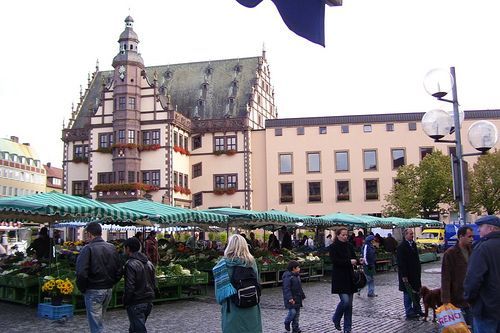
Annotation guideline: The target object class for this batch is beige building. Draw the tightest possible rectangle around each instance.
[0,136,46,197]
[63,16,500,221]
[251,112,500,221]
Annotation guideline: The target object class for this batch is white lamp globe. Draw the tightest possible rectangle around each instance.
[423,68,454,98]
[468,120,498,152]
[421,109,454,140]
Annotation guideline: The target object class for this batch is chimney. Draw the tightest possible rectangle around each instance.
[10,136,18,143]
[46,162,51,168]
[22,143,30,146]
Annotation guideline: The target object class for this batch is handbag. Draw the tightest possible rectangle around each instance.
[352,265,367,290]
[436,303,470,333]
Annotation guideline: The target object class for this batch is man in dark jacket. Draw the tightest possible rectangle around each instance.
[362,235,377,297]
[282,260,306,333]
[396,228,423,320]
[76,222,123,333]
[464,215,500,332]
[123,237,156,333]
[441,226,473,326]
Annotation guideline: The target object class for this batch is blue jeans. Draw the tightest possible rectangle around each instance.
[473,317,500,333]
[363,266,375,296]
[84,288,113,333]
[127,302,153,333]
[332,293,353,332]
[403,291,422,318]
[284,307,300,332]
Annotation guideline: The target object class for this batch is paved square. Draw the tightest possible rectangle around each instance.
[0,260,442,332]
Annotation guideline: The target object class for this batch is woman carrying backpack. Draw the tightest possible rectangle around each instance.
[213,234,262,333]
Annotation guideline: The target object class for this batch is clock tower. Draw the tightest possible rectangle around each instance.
[111,15,144,186]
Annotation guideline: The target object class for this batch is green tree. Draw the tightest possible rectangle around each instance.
[468,150,500,215]
[383,151,454,218]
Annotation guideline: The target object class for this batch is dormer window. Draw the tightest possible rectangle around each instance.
[164,70,173,80]
[234,64,242,73]
[130,44,133,50]
[205,66,213,75]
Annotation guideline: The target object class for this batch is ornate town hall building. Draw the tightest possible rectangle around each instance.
[62,16,276,209]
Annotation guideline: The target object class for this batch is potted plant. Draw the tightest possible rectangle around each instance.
[225,188,237,195]
[174,185,182,193]
[214,150,225,156]
[214,188,225,195]
[41,277,74,306]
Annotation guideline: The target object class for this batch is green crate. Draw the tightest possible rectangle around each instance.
[192,272,208,285]
[163,276,182,287]
[259,264,274,272]
[13,276,38,288]
[178,275,193,286]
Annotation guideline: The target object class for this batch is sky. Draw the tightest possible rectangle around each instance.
[1,0,500,168]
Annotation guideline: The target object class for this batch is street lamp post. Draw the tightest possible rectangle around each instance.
[422,67,498,225]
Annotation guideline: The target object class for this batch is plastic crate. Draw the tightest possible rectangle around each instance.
[38,303,74,320]
[192,272,209,285]
[13,276,38,288]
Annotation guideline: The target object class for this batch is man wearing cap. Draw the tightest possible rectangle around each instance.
[464,215,500,333]
[76,222,123,333]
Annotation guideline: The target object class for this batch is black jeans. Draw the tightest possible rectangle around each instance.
[126,302,153,333]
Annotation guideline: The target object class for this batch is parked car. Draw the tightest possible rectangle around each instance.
[416,228,445,251]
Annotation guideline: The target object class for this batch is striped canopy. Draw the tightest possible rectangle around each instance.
[114,200,228,225]
[0,192,147,223]
[316,213,367,228]
[408,218,443,228]
[264,209,321,226]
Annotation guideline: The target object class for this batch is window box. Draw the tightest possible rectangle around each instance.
[72,157,89,164]
[180,187,191,195]
[173,145,190,155]
[96,147,113,154]
[225,149,237,156]
[225,188,237,195]
[94,183,159,193]
[365,193,379,200]
[214,150,225,156]
[138,144,161,152]
[214,188,225,195]
[174,185,182,193]
[280,195,293,203]
[112,143,138,149]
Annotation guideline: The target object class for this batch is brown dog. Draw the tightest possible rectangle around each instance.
[420,286,442,322]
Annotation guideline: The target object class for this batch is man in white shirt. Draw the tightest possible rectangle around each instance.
[325,234,333,247]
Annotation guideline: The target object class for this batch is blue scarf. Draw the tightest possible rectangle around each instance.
[213,259,237,304]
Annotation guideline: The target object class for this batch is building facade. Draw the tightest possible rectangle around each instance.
[62,16,276,207]
[44,163,63,193]
[0,136,46,197]
[63,17,500,220]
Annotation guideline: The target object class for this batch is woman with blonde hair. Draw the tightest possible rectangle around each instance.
[213,234,262,333]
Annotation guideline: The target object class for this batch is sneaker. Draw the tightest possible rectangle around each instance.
[284,322,291,332]
[367,294,378,297]
[334,322,342,331]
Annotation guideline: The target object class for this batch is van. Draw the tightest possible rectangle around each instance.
[444,224,480,250]
[416,228,445,248]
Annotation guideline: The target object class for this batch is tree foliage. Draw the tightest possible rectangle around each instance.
[383,151,454,218]
[468,150,500,215]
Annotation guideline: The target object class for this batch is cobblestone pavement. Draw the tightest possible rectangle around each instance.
[0,260,442,333]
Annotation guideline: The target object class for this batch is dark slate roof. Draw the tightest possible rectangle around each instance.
[265,110,500,128]
[146,57,259,120]
[70,57,261,130]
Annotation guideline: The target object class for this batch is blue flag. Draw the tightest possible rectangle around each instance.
[236,0,325,47]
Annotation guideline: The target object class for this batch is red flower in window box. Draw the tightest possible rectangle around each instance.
[173,146,181,153]
[214,188,225,195]
[184,150,191,156]
[174,185,181,193]
[225,149,237,156]
[183,188,191,195]
[139,144,161,152]
[225,188,237,195]
[96,147,113,154]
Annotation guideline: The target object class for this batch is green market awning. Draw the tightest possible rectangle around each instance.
[316,213,368,228]
[114,200,228,225]
[358,215,393,228]
[264,210,321,226]
[0,192,147,223]
[203,207,270,226]
[408,218,443,228]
